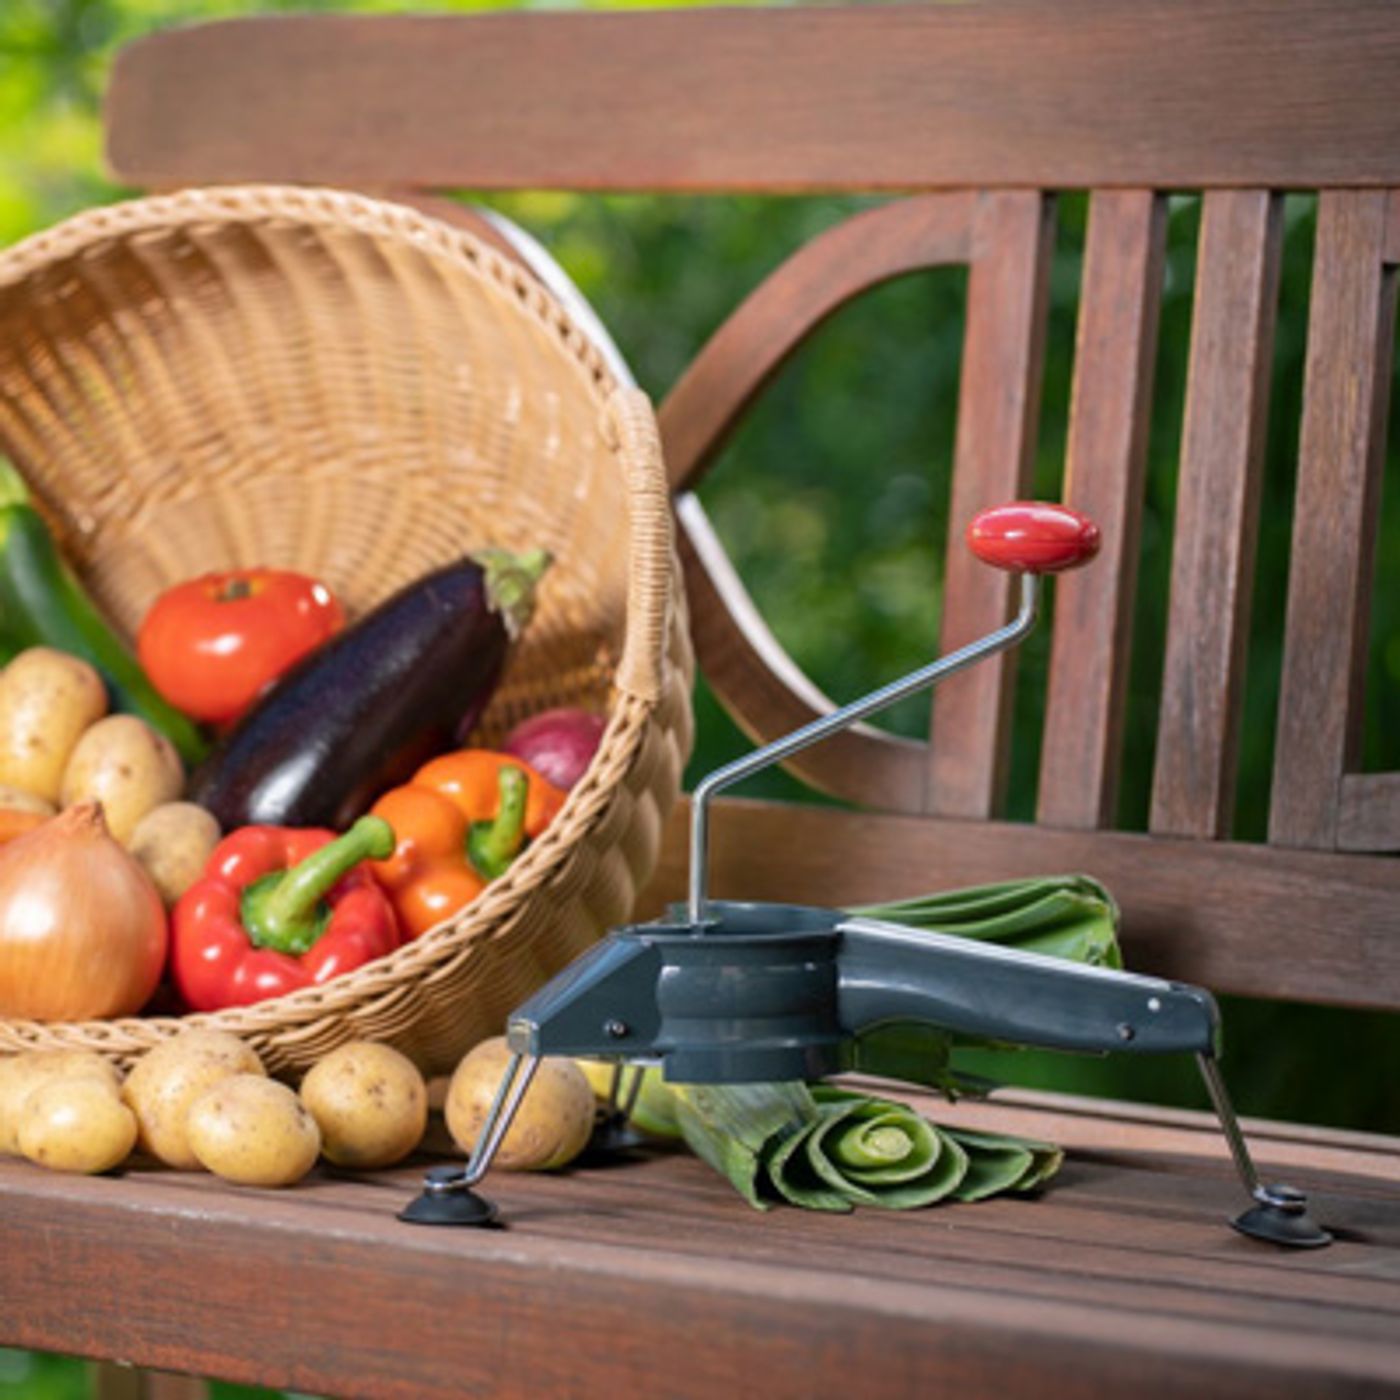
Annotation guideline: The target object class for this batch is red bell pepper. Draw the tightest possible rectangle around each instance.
[171,817,401,1012]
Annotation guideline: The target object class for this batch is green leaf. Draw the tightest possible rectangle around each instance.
[943,1129,1036,1201]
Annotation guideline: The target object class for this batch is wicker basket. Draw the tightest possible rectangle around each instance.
[0,186,693,1077]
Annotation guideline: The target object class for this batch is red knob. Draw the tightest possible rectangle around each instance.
[966,502,1101,574]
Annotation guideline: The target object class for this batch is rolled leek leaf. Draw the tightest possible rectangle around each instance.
[675,1080,1062,1213]
[801,1085,967,1209]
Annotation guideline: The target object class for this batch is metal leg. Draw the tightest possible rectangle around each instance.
[583,1061,649,1157]
[1194,1053,1331,1248]
[399,1053,541,1226]
[461,1051,540,1187]
[610,1061,645,1121]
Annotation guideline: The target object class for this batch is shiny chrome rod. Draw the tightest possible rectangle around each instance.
[687,571,1040,925]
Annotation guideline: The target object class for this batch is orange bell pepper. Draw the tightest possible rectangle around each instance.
[369,750,566,938]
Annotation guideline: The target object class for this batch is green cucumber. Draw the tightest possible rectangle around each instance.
[0,462,210,767]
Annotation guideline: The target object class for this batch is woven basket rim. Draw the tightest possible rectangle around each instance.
[0,184,683,1053]
[0,182,620,406]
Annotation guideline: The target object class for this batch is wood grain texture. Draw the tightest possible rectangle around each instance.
[1039,191,1167,829]
[1150,192,1283,839]
[1,1097,1397,1400]
[105,6,1400,192]
[1338,772,1400,853]
[660,194,972,493]
[928,191,1053,818]
[640,797,1400,1010]
[1270,192,1397,848]
[675,496,926,812]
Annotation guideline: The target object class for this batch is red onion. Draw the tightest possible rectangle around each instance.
[503,708,605,791]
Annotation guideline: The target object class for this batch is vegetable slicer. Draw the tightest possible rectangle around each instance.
[401,503,1331,1249]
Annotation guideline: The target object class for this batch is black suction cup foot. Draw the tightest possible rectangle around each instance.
[398,1165,500,1227]
[581,1114,649,1161]
[1231,1184,1332,1249]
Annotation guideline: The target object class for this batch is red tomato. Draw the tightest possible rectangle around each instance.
[138,569,344,725]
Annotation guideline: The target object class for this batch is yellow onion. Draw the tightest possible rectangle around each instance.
[0,802,167,1020]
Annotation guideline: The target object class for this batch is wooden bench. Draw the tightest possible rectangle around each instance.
[2,4,1398,1396]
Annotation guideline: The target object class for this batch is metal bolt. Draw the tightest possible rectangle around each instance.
[604,1019,630,1039]
[1117,1022,1136,1042]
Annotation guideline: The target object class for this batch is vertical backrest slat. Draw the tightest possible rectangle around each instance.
[926,192,1054,817]
[1149,191,1283,839]
[1037,191,1167,828]
[1270,191,1397,848]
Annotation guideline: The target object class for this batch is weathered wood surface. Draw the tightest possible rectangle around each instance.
[927,191,1052,819]
[106,5,1400,192]
[1150,191,1283,840]
[1037,190,1165,830]
[1270,192,1397,849]
[1339,773,1400,854]
[2,1091,1397,1400]
[643,798,1400,1012]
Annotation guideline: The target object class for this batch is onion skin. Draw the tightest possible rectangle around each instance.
[503,708,606,791]
[0,802,168,1020]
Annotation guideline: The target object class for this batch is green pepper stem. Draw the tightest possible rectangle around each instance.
[467,766,529,880]
[247,816,396,955]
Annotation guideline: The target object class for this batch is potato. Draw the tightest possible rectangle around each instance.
[18,1076,136,1174]
[60,715,184,844]
[128,802,221,906]
[0,648,107,802]
[123,1029,264,1169]
[445,1037,594,1172]
[0,785,56,817]
[187,1074,321,1187]
[300,1042,427,1169]
[0,1050,122,1155]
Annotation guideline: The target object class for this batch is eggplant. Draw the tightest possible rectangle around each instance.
[189,549,549,830]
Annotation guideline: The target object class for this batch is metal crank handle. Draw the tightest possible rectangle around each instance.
[836,914,1219,1055]
[687,502,1101,922]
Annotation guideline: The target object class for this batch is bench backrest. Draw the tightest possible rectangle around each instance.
[103,1,1400,1012]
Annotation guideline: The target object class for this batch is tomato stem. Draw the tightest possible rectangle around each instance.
[216,576,255,602]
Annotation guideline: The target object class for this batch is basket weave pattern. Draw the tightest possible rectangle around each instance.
[0,186,693,1076]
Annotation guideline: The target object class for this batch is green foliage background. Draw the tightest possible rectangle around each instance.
[0,8,1397,1386]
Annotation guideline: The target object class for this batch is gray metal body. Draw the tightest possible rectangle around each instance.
[505,900,1220,1081]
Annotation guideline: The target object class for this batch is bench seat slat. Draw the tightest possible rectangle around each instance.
[2,1102,1396,1400]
